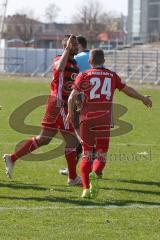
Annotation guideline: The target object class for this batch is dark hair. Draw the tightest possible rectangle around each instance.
[77,35,87,48]
[62,34,76,46]
[90,48,105,65]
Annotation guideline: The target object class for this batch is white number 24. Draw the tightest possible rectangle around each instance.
[90,77,111,100]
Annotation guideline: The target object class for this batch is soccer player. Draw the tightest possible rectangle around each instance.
[67,48,152,198]
[60,35,90,176]
[3,34,82,186]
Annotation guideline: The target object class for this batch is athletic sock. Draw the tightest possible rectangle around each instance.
[65,148,77,180]
[11,137,39,162]
[80,158,92,189]
[93,156,106,176]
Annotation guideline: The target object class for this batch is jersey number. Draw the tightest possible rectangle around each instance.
[90,77,111,100]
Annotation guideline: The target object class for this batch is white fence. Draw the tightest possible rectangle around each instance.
[104,49,160,84]
[0,47,160,84]
[0,47,63,76]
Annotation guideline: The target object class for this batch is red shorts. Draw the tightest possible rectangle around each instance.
[80,117,110,153]
[41,95,74,132]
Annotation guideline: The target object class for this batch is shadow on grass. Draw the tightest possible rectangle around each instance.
[0,195,160,207]
[0,178,159,207]
[116,179,160,187]
[101,186,160,196]
[0,181,72,192]
[102,178,160,187]
[0,181,48,191]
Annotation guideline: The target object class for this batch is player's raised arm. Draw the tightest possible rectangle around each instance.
[121,85,152,108]
[55,35,78,72]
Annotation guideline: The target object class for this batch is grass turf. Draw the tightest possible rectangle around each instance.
[0,76,160,240]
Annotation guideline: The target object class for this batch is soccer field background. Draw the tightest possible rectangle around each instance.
[0,76,160,240]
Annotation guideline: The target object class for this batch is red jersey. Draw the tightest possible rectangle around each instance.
[73,67,126,122]
[51,55,79,106]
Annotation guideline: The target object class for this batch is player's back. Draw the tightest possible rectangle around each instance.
[79,67,120,103]
[74,67,125,122]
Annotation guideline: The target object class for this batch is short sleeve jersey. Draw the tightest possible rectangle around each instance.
[73,67,126,121]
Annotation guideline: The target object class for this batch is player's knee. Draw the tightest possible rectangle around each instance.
[80,161,86,172]
[36,135,51,146]
[65,147,76,156]
[96,152,106,162]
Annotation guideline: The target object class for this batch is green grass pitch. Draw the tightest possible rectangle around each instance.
[0,76,160,240]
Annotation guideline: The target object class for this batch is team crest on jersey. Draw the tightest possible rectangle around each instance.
[71,73,78,80]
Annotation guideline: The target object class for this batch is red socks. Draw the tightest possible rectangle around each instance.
[93,157,106,176]
[80,158,92,189]
[11,137,39,162]
[65,148,77,180]
[80,153,106,189]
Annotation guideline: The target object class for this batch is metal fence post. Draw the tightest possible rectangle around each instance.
[127,49,130,79]
[141,50,144,81]
[24,47,27,73]
[156,51,159,83]
[114,50,117,72]
[44,48,48,72]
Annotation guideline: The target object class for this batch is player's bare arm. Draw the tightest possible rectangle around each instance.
[55,35,75,72]
[122,85,152,108]
[66,89,79,123]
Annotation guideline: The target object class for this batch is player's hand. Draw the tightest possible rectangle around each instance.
[142,95,152,108]
[66,35,75,49]
[75,92,84,112]
[75,100,82,112]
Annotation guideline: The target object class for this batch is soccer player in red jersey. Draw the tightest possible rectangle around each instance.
[59,35,90,176]
[3,35,82,186]
[67,48,152,198]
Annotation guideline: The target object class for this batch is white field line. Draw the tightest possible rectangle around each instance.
[111,143,159,147]
[0,142,160,147]
[0,141,62,145]
[0,204,160,211]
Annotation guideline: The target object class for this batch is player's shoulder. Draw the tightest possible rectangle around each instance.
[82,69,92,76]
[75,50,89,58]
[103,67,114,74]
[103,68,118,77]
[74,53,83,61]
[54,55,62,62]
[75,71,89,84]
[76,71,87,78]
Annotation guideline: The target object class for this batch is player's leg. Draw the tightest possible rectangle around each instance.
[59,139,82,176]
[60,129,81,185]
[59,107,82,176]
[59,142,82,176]
[3,95,60,178]
[89,137,109,198]
[79,119,96,198]
[12,128,58,161]
[92,137,109,175]
[89,151,106,199]
[3,128,58,178]
[89,152,106,199]
[80,143,93,198]
[92,146,103,179]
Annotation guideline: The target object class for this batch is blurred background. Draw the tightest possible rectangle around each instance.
[0,0,160,84]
